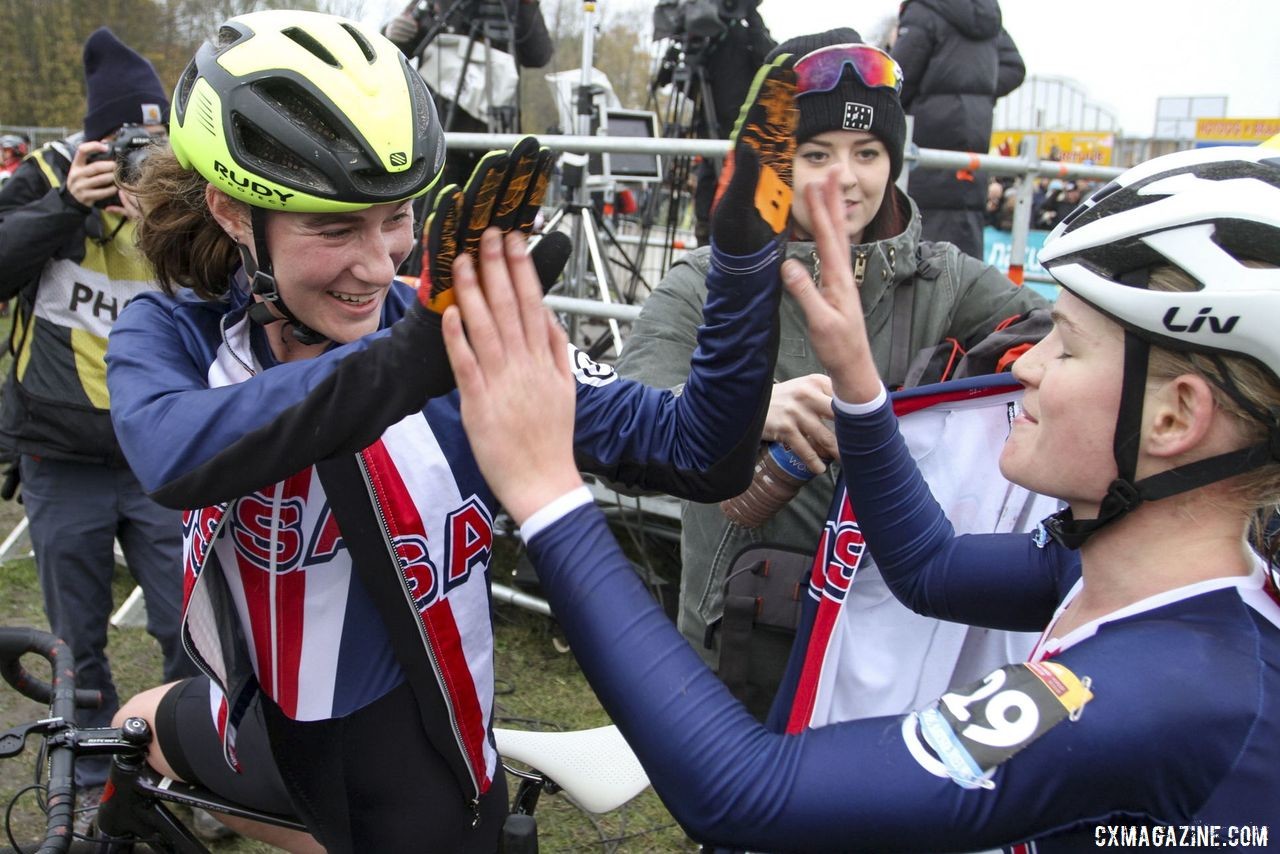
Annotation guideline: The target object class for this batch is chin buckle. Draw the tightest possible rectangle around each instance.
[1101,478,1143,515]
[250,269,279,301]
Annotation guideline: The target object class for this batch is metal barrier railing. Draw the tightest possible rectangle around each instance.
[450,130,1122,301]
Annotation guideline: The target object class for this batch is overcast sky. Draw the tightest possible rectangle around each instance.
[753,0,1280,136]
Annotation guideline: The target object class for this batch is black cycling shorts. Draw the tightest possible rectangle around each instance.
[155,677,509,853]
[155,675,295,816]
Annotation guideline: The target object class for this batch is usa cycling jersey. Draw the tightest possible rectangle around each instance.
[105,239,783,795]
[770,375,1056,733]
[524,388,1280,852]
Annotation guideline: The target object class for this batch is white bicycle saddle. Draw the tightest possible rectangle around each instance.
[493,724,651,814]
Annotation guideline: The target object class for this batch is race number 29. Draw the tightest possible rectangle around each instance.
[913,661,1093,788]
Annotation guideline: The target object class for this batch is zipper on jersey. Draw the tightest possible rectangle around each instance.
[355,452,483,807]
[179,507,235,689]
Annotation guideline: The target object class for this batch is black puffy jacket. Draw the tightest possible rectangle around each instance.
[892,0,1024,211]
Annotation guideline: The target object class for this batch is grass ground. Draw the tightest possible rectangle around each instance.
[0,494,697,852]
[0,306,698,852]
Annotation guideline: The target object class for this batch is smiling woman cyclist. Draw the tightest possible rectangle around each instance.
[103,9,786,852]
[447,134,1280,851]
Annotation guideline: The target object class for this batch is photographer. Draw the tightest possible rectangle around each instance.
[383,0,553,278]
[385,0,552,185]
[0,26,196,825]
[655,0,777,245]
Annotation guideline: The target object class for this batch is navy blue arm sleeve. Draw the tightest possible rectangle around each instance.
[111,236,779,510]
[833,399,1070,632]
[570,240,781,501]
[528,502,1250,851]
[106,294,457,508]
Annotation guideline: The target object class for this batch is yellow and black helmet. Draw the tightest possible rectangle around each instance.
[170,9,446,212]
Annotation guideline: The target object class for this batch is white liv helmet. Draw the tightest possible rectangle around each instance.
[1035,140,1280,548]
[1039,141,1280,379]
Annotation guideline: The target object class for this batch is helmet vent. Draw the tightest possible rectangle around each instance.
[282,27,341,67]
[340,23,378,63]
[406,68,439,156]
[347,157,431,196]
[254,79,352,149]
[174,58,199,116]
[233,114,336,194]
[216,25,244,50]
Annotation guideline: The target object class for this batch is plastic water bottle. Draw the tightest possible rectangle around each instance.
[721,441,817,529]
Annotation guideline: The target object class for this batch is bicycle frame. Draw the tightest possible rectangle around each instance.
[1,626,303,854]
[3,626,650,853]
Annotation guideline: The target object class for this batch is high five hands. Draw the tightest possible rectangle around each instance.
[441,229,583,526]
[711,53,798,256]
[781,171,884,406]
[419,135,554,314]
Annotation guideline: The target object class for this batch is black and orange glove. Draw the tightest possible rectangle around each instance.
[711,54,798,256]
[420,135,554,313]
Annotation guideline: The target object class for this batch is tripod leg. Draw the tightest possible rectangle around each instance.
[542,207,567,234]
[580,212,624,359]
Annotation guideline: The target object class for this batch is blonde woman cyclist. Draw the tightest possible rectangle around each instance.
[448,137,1280,850]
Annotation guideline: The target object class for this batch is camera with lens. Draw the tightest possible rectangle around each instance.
[86,124,158,209]
[653,0,749,43]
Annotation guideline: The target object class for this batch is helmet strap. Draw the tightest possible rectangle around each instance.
[241,207,329,347]
[1044,336,1280,550]
[1044,330,1150,548]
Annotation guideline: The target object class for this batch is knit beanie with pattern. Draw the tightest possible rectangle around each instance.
[768,28,907,180]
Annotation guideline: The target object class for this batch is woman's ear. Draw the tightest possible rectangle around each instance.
[1144,373,1219,460]
[205,185,246,244]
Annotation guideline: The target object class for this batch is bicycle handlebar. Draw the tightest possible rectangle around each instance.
[0,627,102,711]
[0,626,103,854]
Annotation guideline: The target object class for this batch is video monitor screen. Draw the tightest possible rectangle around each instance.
[604,111,662,181]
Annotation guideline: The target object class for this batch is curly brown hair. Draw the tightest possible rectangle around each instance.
[125,145,242,300]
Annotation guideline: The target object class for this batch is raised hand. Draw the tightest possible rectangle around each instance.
[420,135,553,313]
[711,53,799,256]
[781,171,883,405]
[441,229,582,525]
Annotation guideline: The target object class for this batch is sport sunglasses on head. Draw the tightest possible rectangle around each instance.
[794,44,903,96]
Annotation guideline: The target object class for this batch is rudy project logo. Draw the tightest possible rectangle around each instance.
[213,160,296,206]
[842,102,874,132]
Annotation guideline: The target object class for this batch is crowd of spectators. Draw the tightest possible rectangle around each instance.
[985,175,1097,233]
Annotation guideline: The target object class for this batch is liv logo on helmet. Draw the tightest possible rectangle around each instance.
[211,160,295,205]
[1161,306,1240,334]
